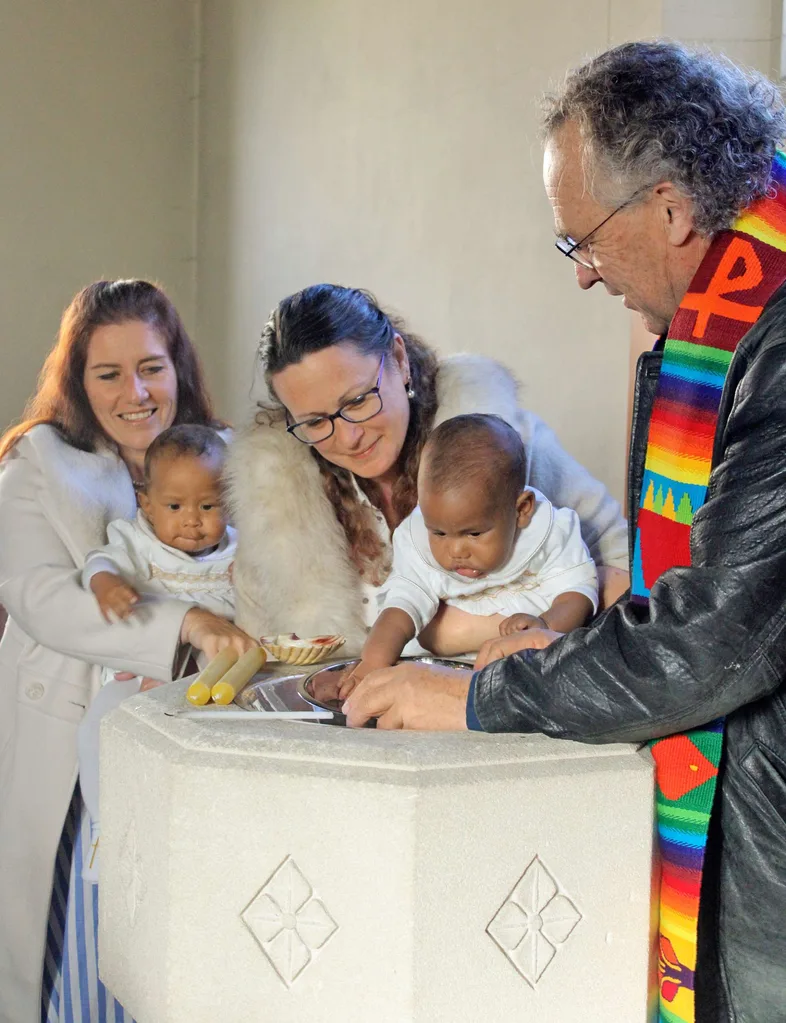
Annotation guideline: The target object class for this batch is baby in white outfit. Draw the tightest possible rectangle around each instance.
[345,414,598,688]
[78,424,235,881]
[82,423,235,685]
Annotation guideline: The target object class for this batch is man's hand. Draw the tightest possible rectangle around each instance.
[337,658,385,700]
[90,571,139,622]
[499,612,546,636]
[343,662,472,730]
[474,629,563,670]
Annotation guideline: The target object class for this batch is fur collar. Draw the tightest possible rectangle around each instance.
[227,354,522,650]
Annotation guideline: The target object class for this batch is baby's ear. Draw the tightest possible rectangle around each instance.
[515,489,536,527]
[137,488,151,514]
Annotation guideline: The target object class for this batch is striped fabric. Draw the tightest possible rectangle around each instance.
[42,787,135,1023]
[631,151,786,1023]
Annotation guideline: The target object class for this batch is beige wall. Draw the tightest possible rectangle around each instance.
[198,0,669,504]
[4,2,782,501]
[0,0,199,429]
[196,2,785,504]
[662,0,783,76]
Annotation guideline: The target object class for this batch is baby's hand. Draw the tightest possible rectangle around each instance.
[499,613,547,637]
[90,571,140,623]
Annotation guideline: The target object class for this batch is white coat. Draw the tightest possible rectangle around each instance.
[0,425,191,1023]
[227,354,629,651]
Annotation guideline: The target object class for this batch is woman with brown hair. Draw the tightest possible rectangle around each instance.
[0,280,255,1023]
[228,283,629,654]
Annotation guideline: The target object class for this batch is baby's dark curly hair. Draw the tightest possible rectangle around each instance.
[420,414,527,508]
[144,423,226,482]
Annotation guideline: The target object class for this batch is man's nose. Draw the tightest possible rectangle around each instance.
[575,263,602,290]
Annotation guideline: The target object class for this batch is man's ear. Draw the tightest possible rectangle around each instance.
[515,489,536,528]
[653,181,695,246]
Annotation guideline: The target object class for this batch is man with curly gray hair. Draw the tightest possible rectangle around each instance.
[344,41,786,1023]
[542,41,786,334]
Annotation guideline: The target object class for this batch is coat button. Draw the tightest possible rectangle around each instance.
[25,682,45,700]
[362,598,369,604]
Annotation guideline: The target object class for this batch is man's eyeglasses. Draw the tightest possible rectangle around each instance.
[554,187,649,270]
[286,354,386,444]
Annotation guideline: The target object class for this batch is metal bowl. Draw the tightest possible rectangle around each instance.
[298,655,472,721]
[234,669,319,714]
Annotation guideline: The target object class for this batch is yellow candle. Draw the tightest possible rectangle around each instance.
[186,648,240,706]
[211,647,268,705]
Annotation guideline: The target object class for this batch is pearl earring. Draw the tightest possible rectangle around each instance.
[406,382,416,399]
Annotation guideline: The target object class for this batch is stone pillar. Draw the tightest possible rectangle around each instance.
[99,682,656,1023]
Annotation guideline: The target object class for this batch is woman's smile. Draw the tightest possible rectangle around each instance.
[117,407,157,423]
[350,436,381,460]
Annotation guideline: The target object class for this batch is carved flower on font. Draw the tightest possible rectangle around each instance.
[241,857,338,987]
[487,856,581,987]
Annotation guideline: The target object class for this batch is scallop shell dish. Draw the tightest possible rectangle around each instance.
[260,633,346,666]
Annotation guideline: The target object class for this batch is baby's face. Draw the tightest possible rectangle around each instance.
[419,483,535,579]
[139,452,227,554]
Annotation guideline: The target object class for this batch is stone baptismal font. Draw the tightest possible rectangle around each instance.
[99,660,656,1022]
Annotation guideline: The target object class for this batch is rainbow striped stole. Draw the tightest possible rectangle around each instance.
[631,150,786,1023]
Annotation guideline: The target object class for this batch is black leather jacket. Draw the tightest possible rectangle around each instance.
[473,285,786,1023]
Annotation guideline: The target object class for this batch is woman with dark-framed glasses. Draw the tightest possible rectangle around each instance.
[227,283,629,655]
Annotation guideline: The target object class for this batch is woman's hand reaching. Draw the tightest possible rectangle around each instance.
[180,608,257,661]
[498,612,547,636]
[113,612,255,693]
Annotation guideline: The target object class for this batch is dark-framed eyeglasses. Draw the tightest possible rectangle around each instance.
[286,354,386,444]
[554,187,649,270]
